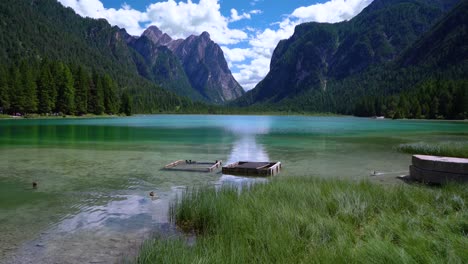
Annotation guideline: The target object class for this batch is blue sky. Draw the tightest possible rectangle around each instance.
[58,0,373,90]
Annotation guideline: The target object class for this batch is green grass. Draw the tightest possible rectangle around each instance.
[137,177,468,263]
[397,142,468,158]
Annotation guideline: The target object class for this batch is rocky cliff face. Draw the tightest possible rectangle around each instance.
[236,0,460,106]
[169,31,244,103]
[131,26,244,103]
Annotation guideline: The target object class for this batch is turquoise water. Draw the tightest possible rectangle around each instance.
[0,115,467,263]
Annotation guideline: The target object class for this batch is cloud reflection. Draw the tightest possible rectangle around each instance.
[222,115,272,135]
[55,194,169,233]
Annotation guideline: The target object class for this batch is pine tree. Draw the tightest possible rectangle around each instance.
[20,62,38,113]
[74,66,88,115]
[438,86,453,119]
[48,62,59,112]
[56,64,75,114]
[430,97,440,119]
[8,66,24,115]
[0,66,10,113]
[37,67,54,114]
[120,90,132,116]
[89,73,105,115]
[102,74,119,114]
[453,82,468,119]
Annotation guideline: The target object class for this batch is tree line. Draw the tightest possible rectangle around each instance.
[0,60,132,116]
[354,79,468,119]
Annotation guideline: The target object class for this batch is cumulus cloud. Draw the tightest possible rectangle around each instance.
[58,0,250,45]
[144,0,250,44]
[58,0,145,35]
[221,47,255,65]
[230,9,251,22]
[291,0,373,23]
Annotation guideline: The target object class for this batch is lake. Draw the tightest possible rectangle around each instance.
[0,115,467,263]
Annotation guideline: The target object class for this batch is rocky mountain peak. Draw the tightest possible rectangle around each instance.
[131,26,244,103]
[200,31,211,40]
[142,26,173,46]
[143,26,162,38]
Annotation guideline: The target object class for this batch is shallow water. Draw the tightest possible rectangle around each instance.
[0,115,467,263]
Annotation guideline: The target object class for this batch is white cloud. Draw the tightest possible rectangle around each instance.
[230,9,251,22]
[221,47,255,64]
[58,0,248,45]
[144,0,249,44]
[250,0,263,6]
[58,0,145,36]
[291,0,373,23]
[121,2,131,10]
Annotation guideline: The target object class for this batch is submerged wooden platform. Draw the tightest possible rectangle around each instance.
[410,155,468,184]
[164,160,222,173]
[222,161,282,176]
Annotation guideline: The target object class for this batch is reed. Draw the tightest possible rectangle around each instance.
[397,142,468,158]
[137,177,468,263]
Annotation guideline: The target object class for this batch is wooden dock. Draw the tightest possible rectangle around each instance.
[164,160,222,172]
[410,155,468,184]
[222,161,282,176]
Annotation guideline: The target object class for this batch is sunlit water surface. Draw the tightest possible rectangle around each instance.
[0,115,466,263]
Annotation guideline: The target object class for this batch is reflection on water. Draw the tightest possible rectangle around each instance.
[0,115,467,263]
[56,195,166,233]
[226,136,270,164]
[219,115,272,186]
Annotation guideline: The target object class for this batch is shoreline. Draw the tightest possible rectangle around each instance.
[1,113,467,122]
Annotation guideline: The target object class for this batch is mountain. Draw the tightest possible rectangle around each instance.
[131,26,245,104]
[0,0,208,114]
[0,0,243,116]
[128,28,204,102]
[236,0,466,119]
[398,0,468,67]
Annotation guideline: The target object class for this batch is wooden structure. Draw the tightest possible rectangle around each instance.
[222,161,282,176]
[163,160,222,172]
[410,155,468,184]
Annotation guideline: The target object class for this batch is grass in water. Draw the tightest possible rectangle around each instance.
[137,177,468,263]
[397,142,468,158]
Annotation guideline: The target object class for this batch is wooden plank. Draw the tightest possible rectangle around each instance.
[208,160,222,172]
[222,161,281,176]
[412,155,468,175]
[235,162,270,169]
[164,160,222,172]
[164,160,184,169]
[410,165,468,184]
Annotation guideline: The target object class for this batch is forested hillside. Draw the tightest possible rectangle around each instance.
[235,0,467,119]
[0,0,207,114]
